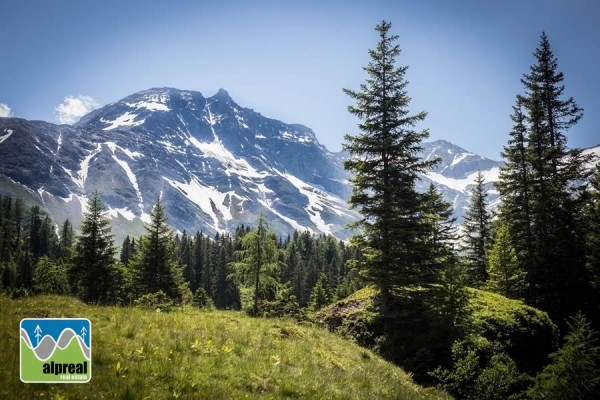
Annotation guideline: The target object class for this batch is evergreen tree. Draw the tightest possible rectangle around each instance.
[584,165,600,291]
[230,213,282,315]
[57,219,74,260]
[496,99,534,273]
[33,255,69,294]
[461,171,492,286]
[528,313,600,400]
[119,235,132,266]
[309,272,332,311]
[423,184,468,333]
[497,32,593,320]
[486,224,527,299]
[70,192,118,303]
[130,197,185,301]
[343,20,436,310]
[179,231,197,292]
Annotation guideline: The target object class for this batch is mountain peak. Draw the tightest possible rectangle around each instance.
[212,88,231,100]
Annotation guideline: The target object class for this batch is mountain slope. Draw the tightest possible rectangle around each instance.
[0,295,451,399]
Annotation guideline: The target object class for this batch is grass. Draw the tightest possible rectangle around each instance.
[0,294,451,399]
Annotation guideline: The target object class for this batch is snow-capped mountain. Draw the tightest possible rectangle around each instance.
[418,140,503,222]
[0,88,354,242]
[0,87,522,242]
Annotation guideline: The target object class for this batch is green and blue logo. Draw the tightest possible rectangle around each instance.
[20,318,91,383]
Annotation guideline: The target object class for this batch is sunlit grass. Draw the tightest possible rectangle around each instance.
[0,294,451,399]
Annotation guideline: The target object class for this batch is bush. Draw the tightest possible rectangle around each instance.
[258,284,304,319]
[133,291,174,312]
[192,288,215,310]
[430,335,531,400]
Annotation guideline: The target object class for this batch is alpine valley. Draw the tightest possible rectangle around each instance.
[0,87,513,242]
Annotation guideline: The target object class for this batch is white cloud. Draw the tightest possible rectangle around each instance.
[0,103,13,117]
[55,95,98,124]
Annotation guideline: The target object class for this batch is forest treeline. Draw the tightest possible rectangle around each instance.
[0,192,362,314]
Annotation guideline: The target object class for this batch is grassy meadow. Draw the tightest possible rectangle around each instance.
[0,295,451,399]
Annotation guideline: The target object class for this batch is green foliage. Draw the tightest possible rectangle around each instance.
[469,288,558,375]
[431,336,530,400]
[318,285,557,389]
[260,283,304,319]
[486,224,528,299]
[130,197,186,302]
[496,32,594,321]
[309,272,332,310]
[461,171,492,286]
[70,191,119,304]
[584,164,600,292]
[528,313,600,400]
[133,290,174,312]
[33,255,69,294]
[343,21,438,308]
[230,214,282,315]
[192,287,215,310]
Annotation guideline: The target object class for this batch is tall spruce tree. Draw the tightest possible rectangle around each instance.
[498,33,593,321]
[461,171,492,287]
[130,197,185,301]
[496,99,535,278]
[57,219,74,260]
[71,191,118,303]
[343,20,437,310]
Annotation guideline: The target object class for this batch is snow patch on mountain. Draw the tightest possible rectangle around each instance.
[75,144,102,188]
[105,142,144,213]
[162,175,236,231]
[0,129,13,145]
[187,134,267,179]
[425,167,501,193]
[107,207,137,221]
[449,152,471,167]
[101,112,146,130]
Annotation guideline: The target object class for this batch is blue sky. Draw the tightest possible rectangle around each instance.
[1,0,598,159]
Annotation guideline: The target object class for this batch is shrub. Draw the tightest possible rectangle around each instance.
[133,291,174,312]
[192,287,215,310]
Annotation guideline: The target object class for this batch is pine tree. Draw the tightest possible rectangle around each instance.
[70,192,118,303]
[584,165,600,291]
[309,272,332,311]
[120,235,132,266]
[497,32,593,320]
[486,224,527,299]
[496,99,535,279]
[461,172,492,286]
[130,197,185,301]
[230,213,281,315]
[33,255,69,294]
[423,184,468,332]
[528,313,600,400]
[343,20,437,310]
[57,219,74,260]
